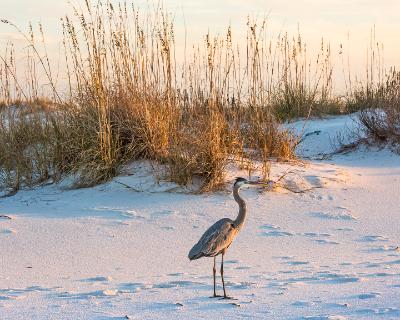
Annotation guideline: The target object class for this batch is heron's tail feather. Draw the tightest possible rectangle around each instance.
[188,252,203,260]
[188,243,204,260]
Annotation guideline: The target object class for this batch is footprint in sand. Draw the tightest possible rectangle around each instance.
[167,272,184,277]
[225,281,255,289]
[25,286,51,292]
[291,300,314,307]
[116,221,131,226]
[355,292,381,300]
[302,232,331,238]
[314,239,340,245]
[287,261,310,266]
[145,302,185,310]
[224,259,240,264]
[273,255,295,261]
[118,282,148,293]
[0,287,52,301]
[262,230,294,237]
[358,235,389,242]
[0,289,26,301]
[81,276,113,283]
[323,302,349,309]
[259,224,280,230]
[58,289,119,299]
[93,207,146,220]
[355,307,400,316]
[302,231,338,244]
[310,207,356,221]
[316,271,361,284]
[161,226,175,230]
[0,295,25,301]
[153,280,203,289]
[304,175,325,187]
[336,227,354,232]
[339,262,353,266]
[365,245,398,253]
[386,259,400,265]
[1,228,16,234]
[151,210,178,219]
[259,224,294,237]
[373,272,398,277]
[234,266,251,270]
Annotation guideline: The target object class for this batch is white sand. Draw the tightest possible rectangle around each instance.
[0,115,399,319]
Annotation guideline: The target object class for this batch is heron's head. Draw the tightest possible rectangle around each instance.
[234,177,265,188]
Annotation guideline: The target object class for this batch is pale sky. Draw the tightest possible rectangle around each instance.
[1,0,400,90]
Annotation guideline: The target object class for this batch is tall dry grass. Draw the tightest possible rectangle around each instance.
[342,29,400,151]
[0,1,355,193]
[0,107,65,195]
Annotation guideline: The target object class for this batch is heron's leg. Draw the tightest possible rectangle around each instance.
[220,252,228,298]
[213,256,217,297]
[210,256,222,298]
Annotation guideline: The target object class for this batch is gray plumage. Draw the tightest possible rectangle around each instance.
[188,177,263,298]
[188,218,238,260]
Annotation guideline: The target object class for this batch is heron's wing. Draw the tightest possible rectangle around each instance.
[188,218,238,260]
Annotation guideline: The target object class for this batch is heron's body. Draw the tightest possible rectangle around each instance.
[188,177,261,298]
[188,218,238,260]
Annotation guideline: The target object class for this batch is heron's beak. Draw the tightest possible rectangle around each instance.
[247,180,275,190]
[248,180,268,186]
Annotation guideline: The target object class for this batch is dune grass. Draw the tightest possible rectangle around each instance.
[0,1,397,194]
[352,69,400,150]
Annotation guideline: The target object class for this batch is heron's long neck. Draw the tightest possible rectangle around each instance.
[233,186,247,228]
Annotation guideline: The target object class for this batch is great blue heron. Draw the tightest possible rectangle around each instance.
[188,177,265,299]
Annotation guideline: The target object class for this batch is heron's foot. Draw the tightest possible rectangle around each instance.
[210,294,223,298]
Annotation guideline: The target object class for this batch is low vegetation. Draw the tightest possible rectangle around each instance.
[353,69,400,151]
